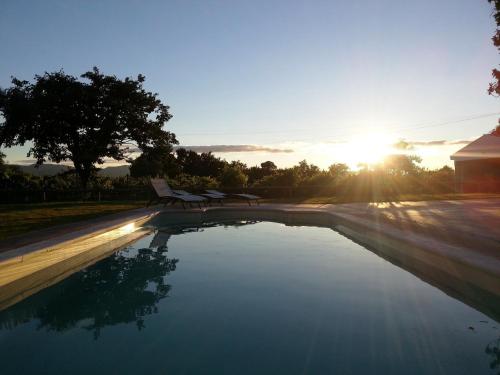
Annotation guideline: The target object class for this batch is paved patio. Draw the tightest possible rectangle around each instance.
[326,199,500,260]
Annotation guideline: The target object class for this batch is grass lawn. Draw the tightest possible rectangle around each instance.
[0,201,145,241]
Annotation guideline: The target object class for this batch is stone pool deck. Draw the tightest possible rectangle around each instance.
[324,199,500,261]
[0,206,160,256]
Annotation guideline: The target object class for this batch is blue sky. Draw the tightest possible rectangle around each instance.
[1,0,499,168]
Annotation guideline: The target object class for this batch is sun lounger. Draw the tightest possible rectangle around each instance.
[173,189,226,206]
[205,189,260,206]
[150,179,207,209]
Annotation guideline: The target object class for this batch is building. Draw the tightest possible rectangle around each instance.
[450,134,500,193]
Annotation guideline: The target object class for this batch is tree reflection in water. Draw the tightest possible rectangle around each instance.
[486,336,500,375]
[0,220,259,339]
[0,228,179,339]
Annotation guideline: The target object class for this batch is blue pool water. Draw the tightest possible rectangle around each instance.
[0,221,499,374]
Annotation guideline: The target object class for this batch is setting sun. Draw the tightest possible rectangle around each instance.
[339,133,394,169]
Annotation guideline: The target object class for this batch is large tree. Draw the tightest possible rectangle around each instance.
[0,68,177,188]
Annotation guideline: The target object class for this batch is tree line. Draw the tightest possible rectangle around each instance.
[0,148,455,199]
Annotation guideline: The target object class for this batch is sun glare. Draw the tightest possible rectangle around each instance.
[341,133,393,169]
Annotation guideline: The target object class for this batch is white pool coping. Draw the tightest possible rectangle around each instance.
[0,207,161,264]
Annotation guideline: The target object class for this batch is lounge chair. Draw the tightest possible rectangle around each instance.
[173,189,226,206]
[149,178,207,209]
[205,189,261,206]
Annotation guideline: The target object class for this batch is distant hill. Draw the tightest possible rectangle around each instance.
[12,164,72,176]
[9,163,130,177]
[97,165,130,177]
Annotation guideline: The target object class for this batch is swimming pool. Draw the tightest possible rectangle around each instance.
[0,218,499,374]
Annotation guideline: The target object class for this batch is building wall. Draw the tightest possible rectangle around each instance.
[454,158,500,193]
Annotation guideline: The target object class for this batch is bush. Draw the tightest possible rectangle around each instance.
[299,172,336,187]
[167,174,220,190]
[253,168,300,187]
[218,166,248,188]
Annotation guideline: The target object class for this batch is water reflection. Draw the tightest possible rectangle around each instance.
[0,229,179,339]
[0,220,259,339]
[486,336,500,375]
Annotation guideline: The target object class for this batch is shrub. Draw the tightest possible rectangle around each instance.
[218,166,248,188]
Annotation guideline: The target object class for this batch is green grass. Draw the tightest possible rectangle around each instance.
[0,201,145,241]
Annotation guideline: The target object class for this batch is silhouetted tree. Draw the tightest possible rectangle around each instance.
[380,154,422,176]
[488,0,500,133]
[255,168,300,187]
[328,163,350,179]
[294,160,320,179]
[260,161,277,173]
[130,144,180,178]
[246,161,278,184]
[423,165,455,193]
[175,148,226,177]
[488,0,500,97]
[0,68,177,188]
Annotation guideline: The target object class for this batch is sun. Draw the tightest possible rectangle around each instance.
[341,133,393,169]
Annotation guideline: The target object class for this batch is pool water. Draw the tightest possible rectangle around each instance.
[0,221,499,374]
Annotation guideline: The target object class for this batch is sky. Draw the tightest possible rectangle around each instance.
[0,0,499,169]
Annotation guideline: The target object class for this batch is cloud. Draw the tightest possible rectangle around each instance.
[393,139,471,149]
[12,159,37,165]
[409,139,471,146]
[174,145,294,153]
[393,140,414,150]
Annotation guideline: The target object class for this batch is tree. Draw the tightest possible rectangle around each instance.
[218,164,248,188]
[488,0,500,133]
[246,161,277,184]
[294,160,320,179]
[229,160,248,170]
[129,145,180,178]
[381,154,422,176]
[254,168,300,187]
[175,148,226,177]
[328,163,350,179]
[0,68,177,188]
[488,0,500,97]
[260,161,277,173]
